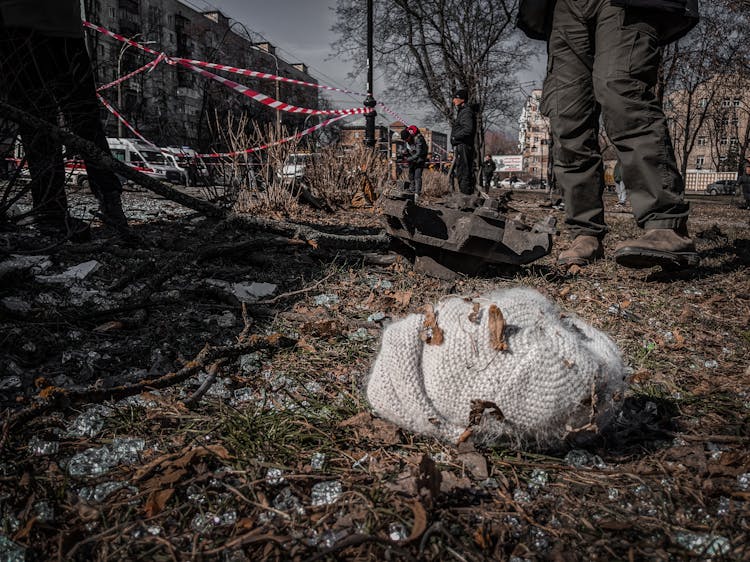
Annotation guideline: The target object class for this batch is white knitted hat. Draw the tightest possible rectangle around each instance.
[366,287,627,447]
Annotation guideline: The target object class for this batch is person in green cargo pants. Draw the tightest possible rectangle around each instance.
[517,0,701,269]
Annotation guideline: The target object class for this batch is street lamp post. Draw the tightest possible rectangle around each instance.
[250,43,281,138]
[117,36,155,138]
[363,0,377,148]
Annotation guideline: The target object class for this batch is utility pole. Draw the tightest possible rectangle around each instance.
[363,0,377,148]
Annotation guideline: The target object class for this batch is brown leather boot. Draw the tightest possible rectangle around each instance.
[557,235,604,266]
[614,228,699,269]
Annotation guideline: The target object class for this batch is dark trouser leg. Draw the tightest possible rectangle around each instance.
[53,38,122,199]
[592,4,688,230]
[412,166,423,194]
[542,0,606,238]
[408,164,416,191]
[0,31,68,219]
[454,145,475,195]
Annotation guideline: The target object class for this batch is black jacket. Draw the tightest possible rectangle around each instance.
[451,103,476,147]
[406,133,428,166]
[517,0,699,45]
[482,158,496,176]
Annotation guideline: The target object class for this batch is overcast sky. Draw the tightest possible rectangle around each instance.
[180,0,545,133]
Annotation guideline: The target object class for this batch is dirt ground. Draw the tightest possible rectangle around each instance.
[0,184,748,561]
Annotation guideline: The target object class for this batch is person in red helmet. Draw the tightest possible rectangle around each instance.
[400,125,428,199]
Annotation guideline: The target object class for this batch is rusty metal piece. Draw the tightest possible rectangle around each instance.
[383,192,554,275]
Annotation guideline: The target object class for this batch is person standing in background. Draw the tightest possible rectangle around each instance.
[0,0,129,240]
[400,125,428,199]
[481,154,496,189]
[449,88,476,195]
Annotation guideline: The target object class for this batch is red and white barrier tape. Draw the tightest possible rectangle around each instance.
[85,21,416,125]
[174,58,415,127]
[174,57,365,97]
[96,94,159,148]
[97,53,165,92]
[173,59,372,117]
[196,114,348,158]
[97,91,350,158]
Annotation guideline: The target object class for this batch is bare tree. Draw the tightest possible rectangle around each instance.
[662,0,749,177]
[332,0,531,160]
[484,129,519,155]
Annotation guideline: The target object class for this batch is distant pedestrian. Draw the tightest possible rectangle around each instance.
[0,0,129,240]
[613,161,627,206]
[400,125,428,197]
[481,154,496,189]
[449,88,476,195]
[517,0,700,270]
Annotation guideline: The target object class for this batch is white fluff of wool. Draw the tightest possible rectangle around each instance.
[366,287,627,447]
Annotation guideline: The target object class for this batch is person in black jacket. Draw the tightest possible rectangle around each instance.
[449,89,476,195]
[400,125,428,197]
[0,0,129,241]
[481,155,496,189]
[517,0,700,270]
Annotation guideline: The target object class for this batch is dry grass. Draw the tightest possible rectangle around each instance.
[0,190,748,560]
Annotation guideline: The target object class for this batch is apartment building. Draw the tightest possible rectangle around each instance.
[517,89,550,182]
[84,0,319,148]
[665,76,750,183]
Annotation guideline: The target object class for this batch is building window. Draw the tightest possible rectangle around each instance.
[695,157,704,168]
[109,7,115,18]
[697,136,707,146]
[733,98,741,107]
[730,137,739,147]
[720,137,728,145]
[722,98,731,107]
[699,98,708,108]
[731,116,739,126]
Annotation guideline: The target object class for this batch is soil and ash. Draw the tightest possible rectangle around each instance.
[0,187,749,561]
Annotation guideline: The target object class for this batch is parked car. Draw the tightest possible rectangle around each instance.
[705,179,738,195]
[499,177,527,189]
[107,138,186,184]
[279,153,319,182]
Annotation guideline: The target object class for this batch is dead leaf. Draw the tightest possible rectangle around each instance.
[457,451,488,480]
[144,488,174,518]
[468,302,481,324]
[133,444,230,482]
[468,399,505,426]
[307,239,319,249]
[567,264,582,275]
[13,517,36,541]
[392,290,412,308]
[141,467,187,491]
[420,304,444,345]
[439,471,472,493]
[385,469,418,496]
[338,411,372,428]
[404,500,427,543]
[300,319,340,338]
[559,286,571,298]
[296,336,317,353]
[457,427,473,444]
[488,305,507,351]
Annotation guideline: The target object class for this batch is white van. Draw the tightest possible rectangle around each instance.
[106,138,186,184]
[162,146,209,186]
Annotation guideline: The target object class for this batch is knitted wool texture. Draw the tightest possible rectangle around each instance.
[366,287,627,446]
